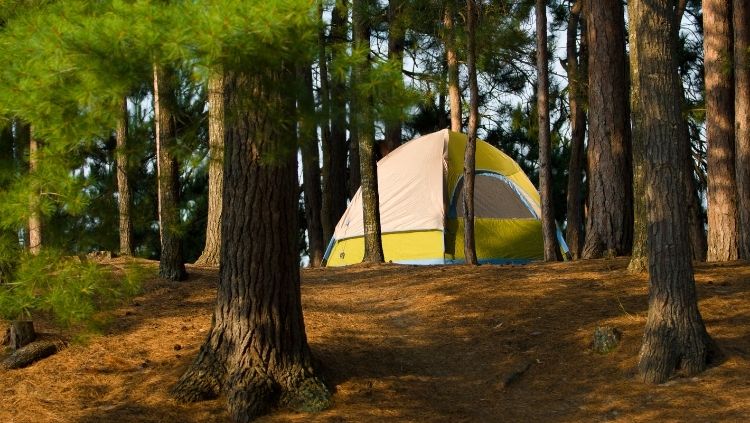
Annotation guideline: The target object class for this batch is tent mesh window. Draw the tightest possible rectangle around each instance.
[451,174,534,219]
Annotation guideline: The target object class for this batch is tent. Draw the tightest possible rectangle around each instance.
[323,129,569,266]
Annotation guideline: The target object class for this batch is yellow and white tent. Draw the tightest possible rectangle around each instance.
[323,129,569,266]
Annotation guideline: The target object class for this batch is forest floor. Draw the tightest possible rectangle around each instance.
[1,258,750,422]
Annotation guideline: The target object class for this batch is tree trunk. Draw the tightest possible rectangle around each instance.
[630,0,714,384]
[171,70,330,422]
[28,126,41,255]
[582,0,633,259]
[735,0,750,260]
[4,321,36,350]
[301,65,325,267]
[382,0,405,156]
[318,0,334,245]
[705,0,739,262]
[195,69,225,267]
[322,0,350,243]
[463,0,478,265]
[444,2,461,132]
[153,64,186,281]
[116,97,134,256]
[564,0,586,260]
[536,0,558,262]
[353,0,384,263]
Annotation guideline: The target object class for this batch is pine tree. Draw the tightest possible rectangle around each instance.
[463,0,479,265]
[115,97,134,256]
[734,0,750,260]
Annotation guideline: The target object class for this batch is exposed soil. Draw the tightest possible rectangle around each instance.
[2,258,750,422]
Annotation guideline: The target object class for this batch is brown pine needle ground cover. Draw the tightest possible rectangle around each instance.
[1,257,750,422]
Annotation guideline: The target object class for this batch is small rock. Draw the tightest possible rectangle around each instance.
[591,326,622,354]
[530,331,542,336]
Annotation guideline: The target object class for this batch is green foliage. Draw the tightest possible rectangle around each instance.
[0,248,143,328]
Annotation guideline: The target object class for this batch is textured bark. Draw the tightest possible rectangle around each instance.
[463,0,478,265]
[301,65,325,267]
[628,0,648,273]
[630,0,713,384]
[536,0,558,262]
[0,337,65,370]
[353,0,384,263]
[116,97,134,257]
[318,2,334,244]
[28,126,41,255]
[705,0,739,262]
[382,0,405,156]
[171,70,330,421]
[444,2,462,132]
[582,0,633,259]
[195,70,225,267]
[735,0,750,260]
[153,65,186,281]
[322,0,350,241]
[5,321,35,350]
[565,0,586,260]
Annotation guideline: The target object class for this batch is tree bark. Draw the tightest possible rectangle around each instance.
[353,0,384,263]
[630,0,713,383]
[301,65,325,267]
[444,1,462,132]
[322,0,350,242]
[153,64,186,281]
[171,70,330,422]
[28,126,41,255]
[382,0,405,156]
[463,0,478,265]
[536,0,558,262]
[564,0,586,260]
[582,0,633,259]
[116,97,134,257]
[705,0,739,262]
[195,69,224,267]
[734,0,750,260]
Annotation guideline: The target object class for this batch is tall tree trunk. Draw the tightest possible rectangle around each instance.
[153,64,186,281]
[582,0,633,259]
[705,0,738,262]
[382,0,405,156]
[536,0,558,262]
[630,0,714,384]
[565,0,586,260]
[323,0,350,242]
[301,65,325,267]
[444,1,461,132]
[195,70,225,267]
[735,0,750,260]
[116,97,134,256]
[463,0,478,265]
[353,0,384,263]
[171,70,331,421]
[318,0,336,245]
[28,126,41,255]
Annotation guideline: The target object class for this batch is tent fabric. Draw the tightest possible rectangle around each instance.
[324,129,568,266]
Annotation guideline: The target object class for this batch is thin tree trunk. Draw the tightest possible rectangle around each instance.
[536,0,558,262]
[735,0,750,260]
[705,0,739,262]
[582,0,633,259]
[116,97,134,256]
[318,0,336,244]
[171,70,330,421]
[353,0,384,263]
[330,0,351,212]
[444,2,461,132]
[565,0,586,260]
[383,0,405,156]
[28,126,41,255]
[463,0,478,265]
[153,64,186,281]
[301,65,325,267]
[195,69,224,267]
[630,0,713,383]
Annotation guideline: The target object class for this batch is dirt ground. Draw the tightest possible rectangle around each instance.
[1,258,750,422]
